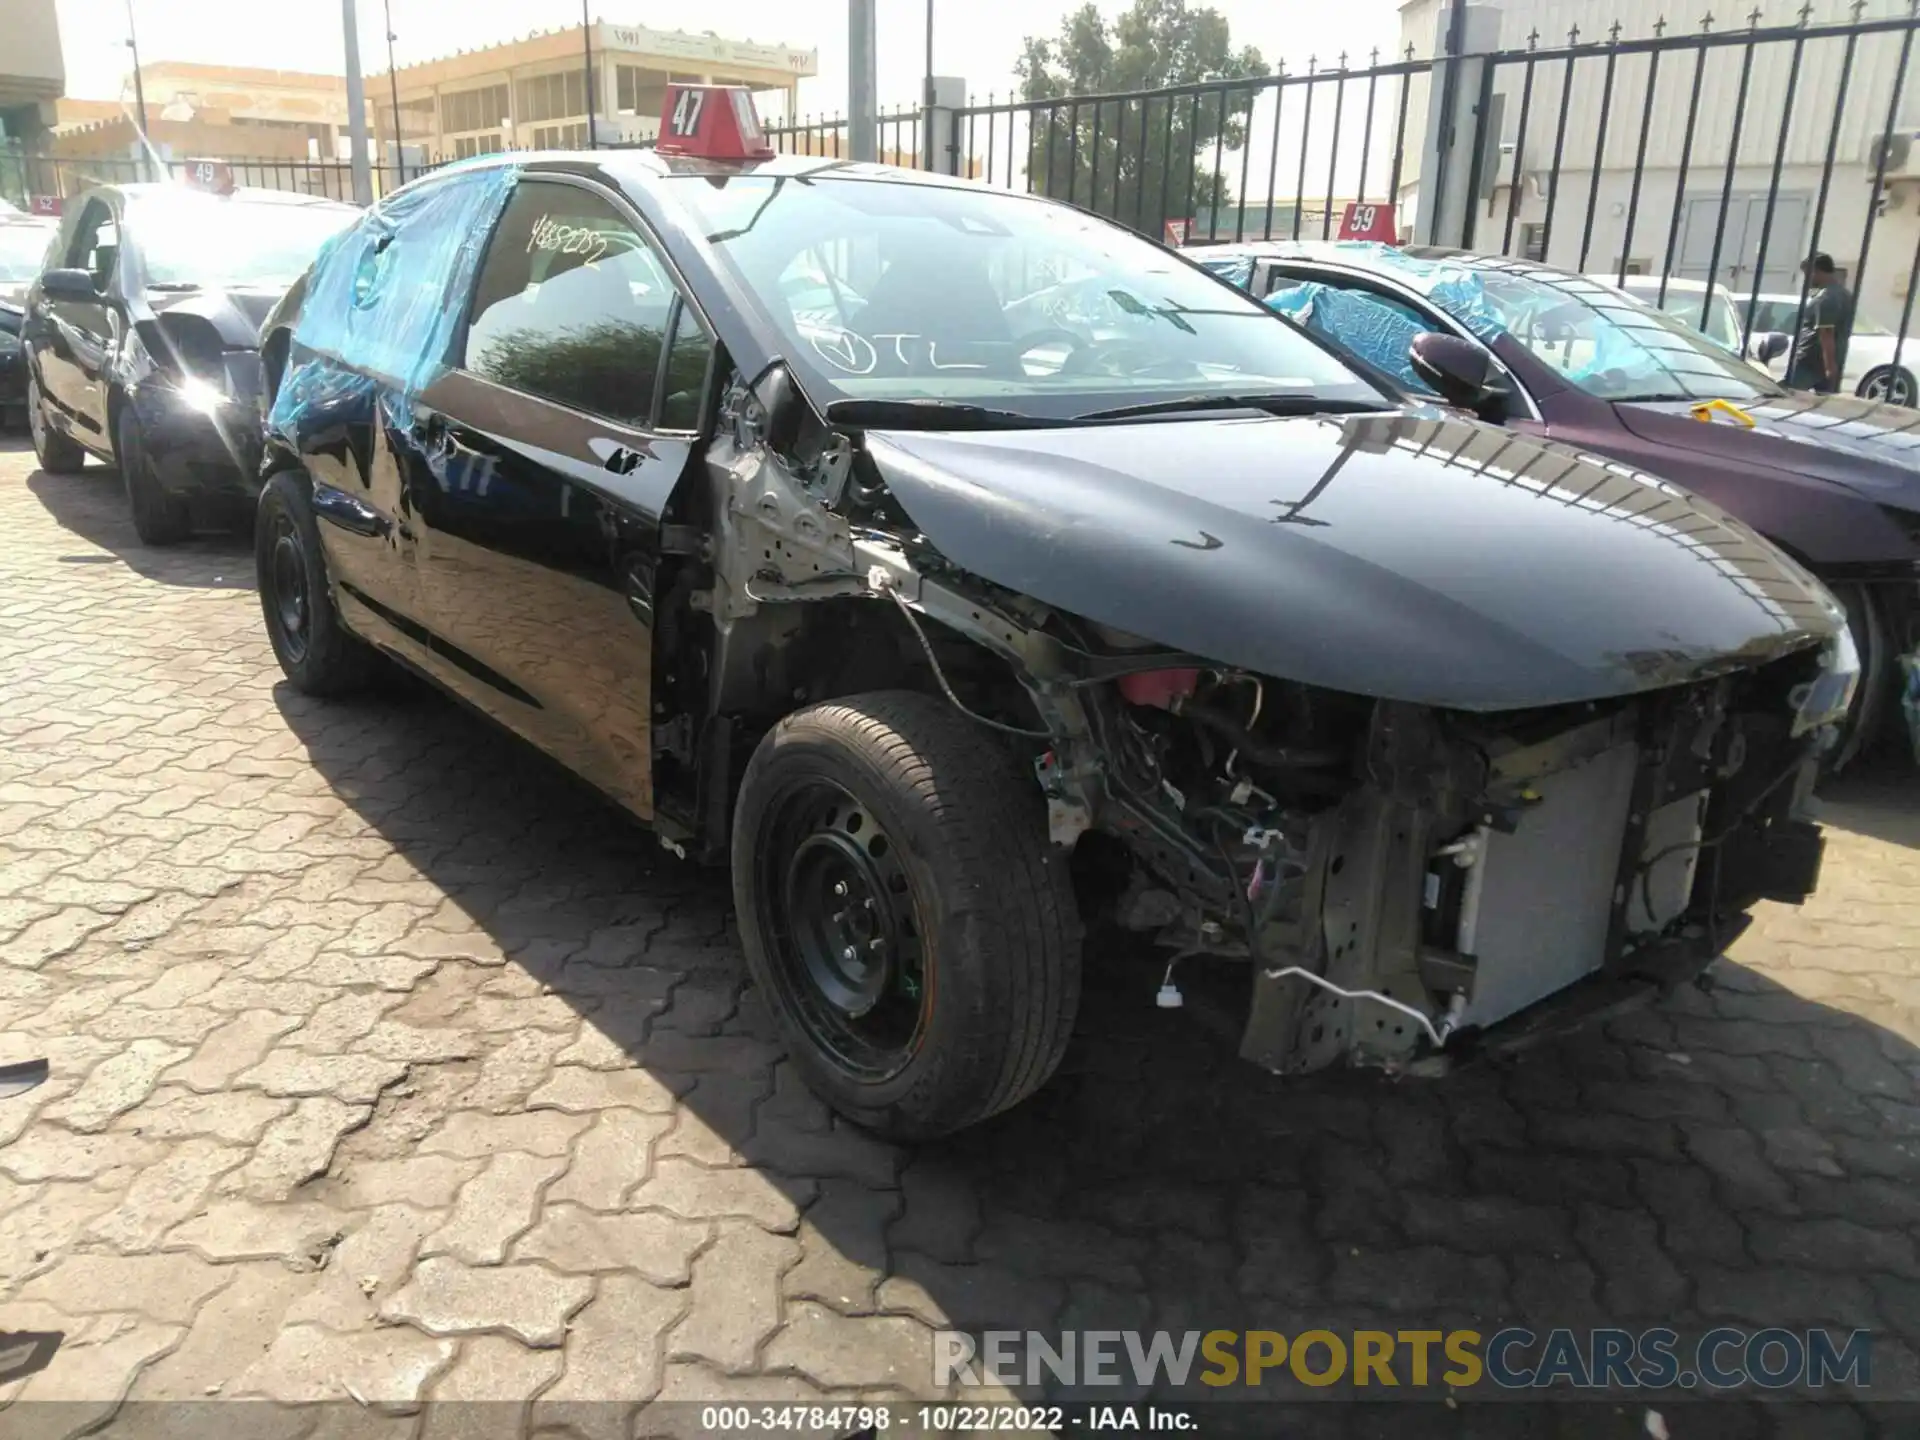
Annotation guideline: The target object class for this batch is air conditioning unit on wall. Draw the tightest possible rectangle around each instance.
[1868,131,1920,179]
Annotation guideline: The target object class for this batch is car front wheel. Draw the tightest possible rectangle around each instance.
[26,365,86,474]
[732,691,1082,1140]
[1858,365,1918,408]
[255,469,380,696]
[117,405,190,545]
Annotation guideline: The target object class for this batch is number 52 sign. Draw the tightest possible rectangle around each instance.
[1338,201,1397,244]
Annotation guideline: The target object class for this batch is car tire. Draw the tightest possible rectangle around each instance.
[1858,365,1918,408]
[732,690,1082,1141]
[117,406,191,546]
[1826,582,1889,776]
[26,364,86,475]
[255,468,381,696]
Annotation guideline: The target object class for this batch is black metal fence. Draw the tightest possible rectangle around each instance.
[0,148,440,208]
[954,54,1430,247]
[12,5,1920,396]
[930,3,1920,398]
[764,108,924,167]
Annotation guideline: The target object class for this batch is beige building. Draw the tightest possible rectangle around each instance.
[46,62,350,172]
[375,20,817,161]
[1,0,65,143]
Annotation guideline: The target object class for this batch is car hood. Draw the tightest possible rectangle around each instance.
[1614,391,1920,510]
[865,409,1843,712]
[147,285,283,350]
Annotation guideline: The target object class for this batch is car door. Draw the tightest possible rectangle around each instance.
[407,175,714,820]
[36,195,122,442]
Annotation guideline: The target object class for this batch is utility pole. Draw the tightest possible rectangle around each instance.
[124,0,151,177]
[922,0,934,167]
[384,0,403,182]
[849,0,877,162]
[342,0,373,204]
[582,1,596,148]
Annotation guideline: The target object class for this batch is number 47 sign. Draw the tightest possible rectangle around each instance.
[656,83,775,161]
[1338,201,1397,244]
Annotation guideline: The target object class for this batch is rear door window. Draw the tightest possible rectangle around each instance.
[462,180,680,426]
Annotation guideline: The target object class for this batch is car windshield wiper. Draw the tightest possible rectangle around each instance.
[145,282,203,292]
[1073,393,1390,421]
[822,398,1070,430]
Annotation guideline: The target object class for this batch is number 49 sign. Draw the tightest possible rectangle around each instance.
[1338,201,1397,244]
[656,83,775,161]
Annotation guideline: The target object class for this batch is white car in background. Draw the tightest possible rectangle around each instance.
[1743,293,1918,405]
[1599,274,1749,355]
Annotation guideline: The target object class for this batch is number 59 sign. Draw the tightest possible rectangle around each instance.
[1338,201,1397,244]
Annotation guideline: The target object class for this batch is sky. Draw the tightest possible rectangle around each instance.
[54,0,1407,116]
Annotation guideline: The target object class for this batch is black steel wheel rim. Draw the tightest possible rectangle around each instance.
[269,512,311,663]
[756,777,929,1083]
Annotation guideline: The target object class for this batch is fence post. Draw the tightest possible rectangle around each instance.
[923,76,965,174]
[849,0,878,163]
[1416,1,1500,247]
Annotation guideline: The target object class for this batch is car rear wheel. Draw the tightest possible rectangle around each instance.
[732,691,1082,1140]
[27,366,86,475]
[117,406,191,545]
[1858,365,1918,408]
[255,469,381,696]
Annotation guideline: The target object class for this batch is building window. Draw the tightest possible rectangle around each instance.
[451,133,503,159]
[516,71,588,125]
[441,84,509,136]
[531,122,589,149]
[1519,223,1547,263]
[614,66,693,117]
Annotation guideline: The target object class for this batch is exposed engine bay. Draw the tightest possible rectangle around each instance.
[657,366,1838,1076]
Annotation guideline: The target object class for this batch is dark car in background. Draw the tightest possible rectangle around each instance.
[250,140,1851,1139]
[21,181,357,543]
[1198,241,1920,769]
[0,214,59,428]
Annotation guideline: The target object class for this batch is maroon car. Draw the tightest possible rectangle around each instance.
[1196,242,1920,767]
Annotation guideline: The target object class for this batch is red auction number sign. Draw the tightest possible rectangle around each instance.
[181,159,235,195]
[27,194,61,216]
[656,83,775,161]
[1338,201,1397,243]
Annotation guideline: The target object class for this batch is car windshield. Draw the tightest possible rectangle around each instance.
[0,223,54,282]
[128,194,357,290]
[665,174,1386,419]
[1377,256,1781,402]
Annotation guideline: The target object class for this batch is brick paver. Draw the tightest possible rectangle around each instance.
[5,438,1920,1434]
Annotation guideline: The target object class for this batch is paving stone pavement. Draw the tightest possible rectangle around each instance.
[5,437,1920,1438]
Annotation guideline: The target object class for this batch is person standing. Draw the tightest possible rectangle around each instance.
[1785,252,1855,394]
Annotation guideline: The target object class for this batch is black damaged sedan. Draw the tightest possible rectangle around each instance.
[253,136,1857,1139]
[21,181,356,543]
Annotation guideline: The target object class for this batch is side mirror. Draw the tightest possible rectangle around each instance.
[1409,332,1504,417]
[1756,331,1790,364]
[751,363,805,454]
[39,268,99,302]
